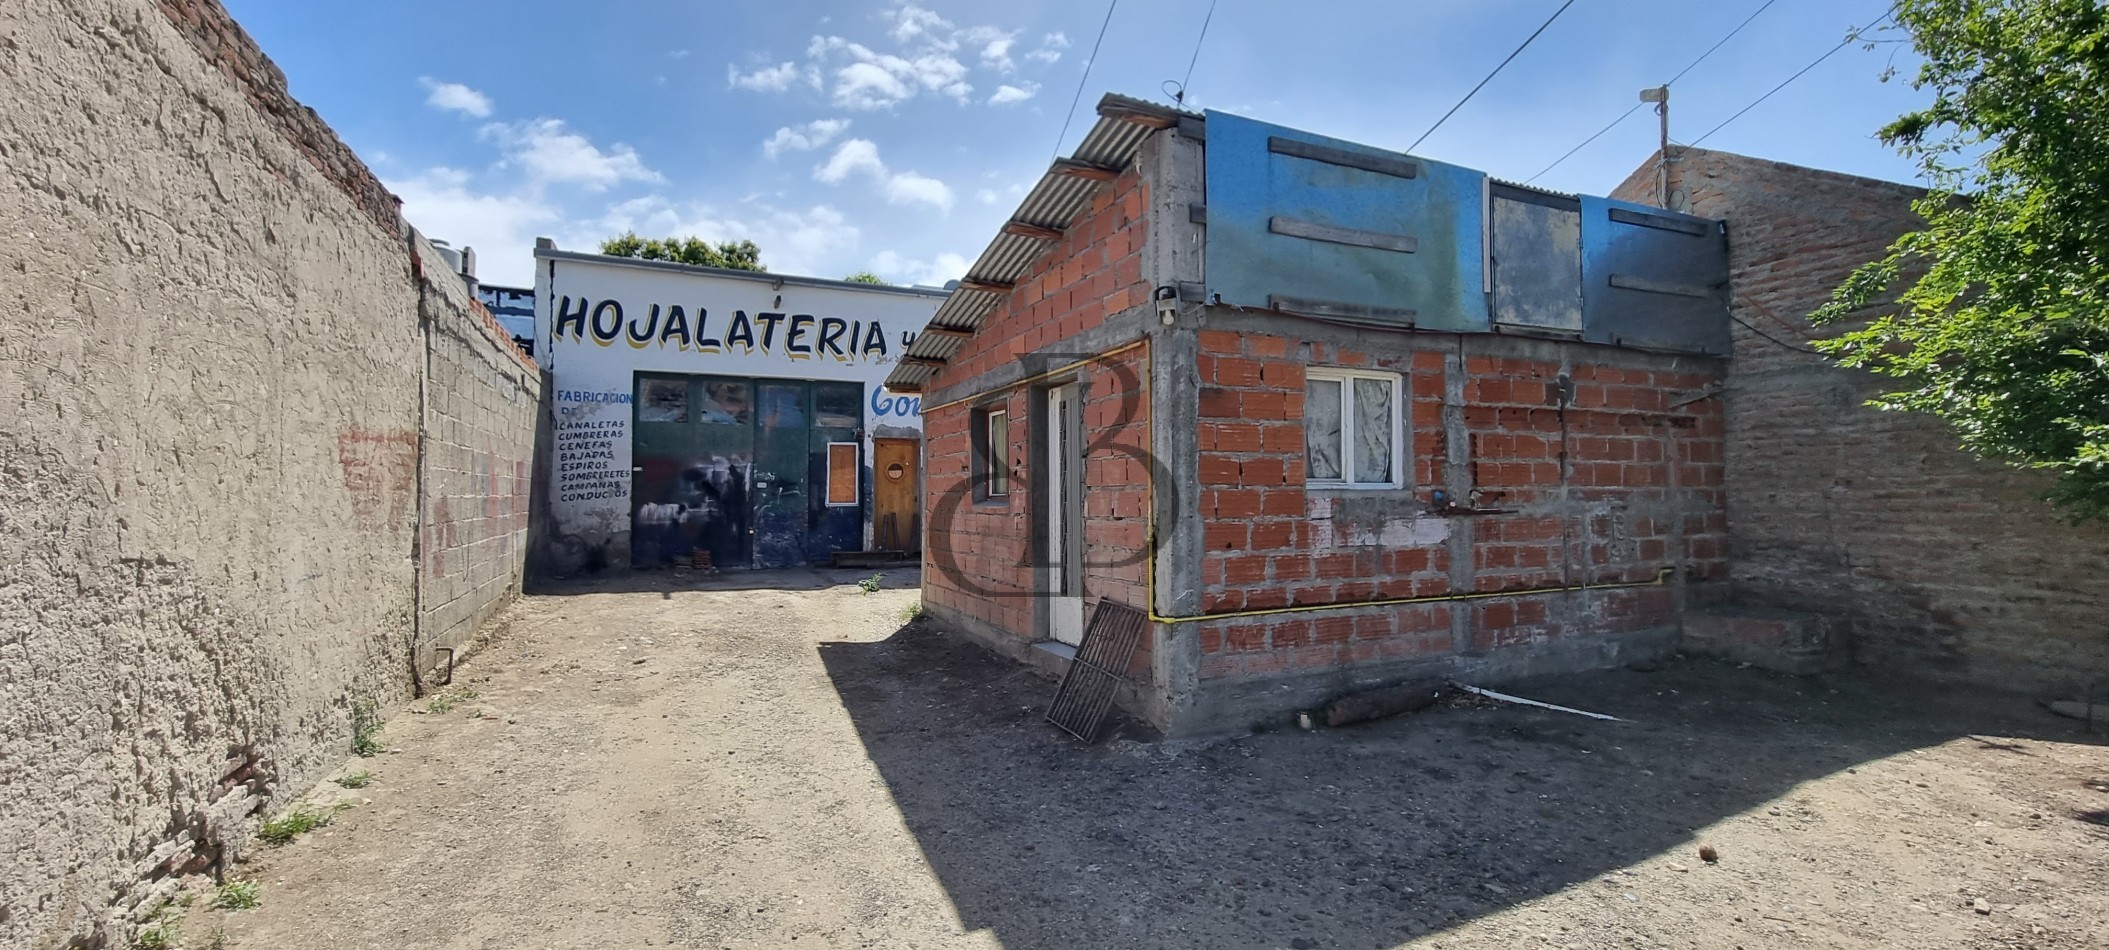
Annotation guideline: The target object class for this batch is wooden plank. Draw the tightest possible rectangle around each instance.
[1001,221,1064,242]
[1268,136,1418,180]
[1609,273,1716,299]
[1097,99,1178,128]
[900,355,949,367]
[956,278,1014,294]
[1051,158,1122,182]
[917,326,975,339]
[825,443,859,506]
[1607,206,1709,236]
[1269,216,1418,254]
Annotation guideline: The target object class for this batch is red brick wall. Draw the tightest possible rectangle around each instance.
[921,169,1152,653]
[929,171,1149,384]
[1612,148,2109,690]
[1189,329,1725,681]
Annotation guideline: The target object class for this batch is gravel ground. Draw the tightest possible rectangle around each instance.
[158,568,2109,950]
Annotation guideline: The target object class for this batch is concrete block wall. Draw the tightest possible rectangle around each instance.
[414,242,542,664]
[1613,148,2109,693]
[0,1,540,945]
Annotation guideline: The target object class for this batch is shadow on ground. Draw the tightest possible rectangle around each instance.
[818,619,2108,950]
[530,565,922,597]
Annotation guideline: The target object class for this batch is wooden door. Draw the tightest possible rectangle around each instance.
[871,438,920,552]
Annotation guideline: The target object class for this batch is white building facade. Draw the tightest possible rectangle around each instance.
[533,248,943,573]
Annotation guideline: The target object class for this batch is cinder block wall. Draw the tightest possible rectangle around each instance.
[1612,148,2109,692]
[414,246,542,662]
[0,1,541,945]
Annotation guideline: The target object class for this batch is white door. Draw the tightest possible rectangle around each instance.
[1047,384,1084,646]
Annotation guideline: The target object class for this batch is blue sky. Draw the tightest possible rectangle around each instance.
[224,0,1924,289]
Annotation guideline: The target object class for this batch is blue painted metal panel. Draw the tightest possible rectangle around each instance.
[1578,196,1731,356]
[1203,111,1489,332]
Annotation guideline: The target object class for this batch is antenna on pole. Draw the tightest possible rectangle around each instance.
[1640,86,1669,208]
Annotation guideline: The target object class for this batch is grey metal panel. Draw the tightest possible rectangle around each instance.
[1579,195,1731,356]
[1490,194,1583,334]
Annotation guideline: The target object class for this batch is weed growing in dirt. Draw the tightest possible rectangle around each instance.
[333,770,373,789]
[257,807,333,845]
[426,688,479,714]
[134,919,180,950]
[210,880,260,911]
[901,601,922,621]
[350,702,384,757]
[858,573,885,593]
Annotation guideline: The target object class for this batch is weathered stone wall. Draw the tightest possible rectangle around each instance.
[1611,148,2109,693]
[0,1,540,945]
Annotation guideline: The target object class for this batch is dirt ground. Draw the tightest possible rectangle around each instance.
[154,568,2109,950]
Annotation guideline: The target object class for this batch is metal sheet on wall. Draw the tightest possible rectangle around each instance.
[1490,188,1583,334]
[1578,196,1731,356]
[1202,111,1489,332]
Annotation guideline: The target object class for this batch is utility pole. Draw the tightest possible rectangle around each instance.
[1640,85,1669,208]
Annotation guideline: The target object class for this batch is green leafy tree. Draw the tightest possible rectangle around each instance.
[842,271,888,284]
[599,232,765,272]
[1815,0,2109,520]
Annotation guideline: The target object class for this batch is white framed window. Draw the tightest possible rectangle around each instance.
[1305,368,1404,489]
[973,407,1009,500]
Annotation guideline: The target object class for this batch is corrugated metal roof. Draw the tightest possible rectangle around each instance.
[885,93,1195,392]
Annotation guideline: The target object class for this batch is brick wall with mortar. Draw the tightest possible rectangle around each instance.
[1174,318,1726,728]
[0,1,540,945]
[1612,148,2109,692]
[920,170,1154,675]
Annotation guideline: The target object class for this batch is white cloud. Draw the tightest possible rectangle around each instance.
[886,3,956,49]
[885,171,954,212]
[975,188,999,204]
[1026,31,1069,64]
[763,118,850,158]
[480,119,663,191]
[812,139,953,213]
[387,167,558,286]
[727,61,803,92]
[807,38,974,109]
[973,30,1019,72]
[669,49,691,59]
[987,82,1038,106]
[419,78,492,118]
[832,59,916,109]
[870,249,970,287]
[814,138,887,184]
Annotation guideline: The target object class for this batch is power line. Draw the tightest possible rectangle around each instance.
[1407,0,1580,154]
[1690,7,1896,147]
[1170,0,1219,105]
[1525,104,1644,184]
[1525,0,1779,183]
[1054,0,1122,159]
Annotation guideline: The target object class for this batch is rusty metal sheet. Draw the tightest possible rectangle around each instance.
[1490,184,1582,334]
[1579,196,1731,356]
[1203,111,1488,332]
